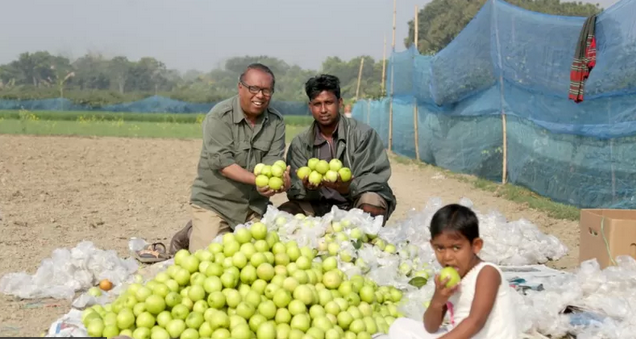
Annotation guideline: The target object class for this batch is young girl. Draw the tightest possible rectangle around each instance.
[387,203,519,339]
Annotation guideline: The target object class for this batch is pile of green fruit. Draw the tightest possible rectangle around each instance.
[82,223,404,339]
[296,158,352,186]
[254,160,288,190]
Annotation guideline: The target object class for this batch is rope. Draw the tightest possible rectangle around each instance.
[600,216,618,266]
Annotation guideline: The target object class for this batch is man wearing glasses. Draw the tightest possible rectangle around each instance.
[168,63,290,255]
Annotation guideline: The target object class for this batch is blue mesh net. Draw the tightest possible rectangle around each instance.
[352,0,636,209]
[0,95,310,115]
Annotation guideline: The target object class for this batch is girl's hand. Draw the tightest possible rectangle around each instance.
[430,274,459,308]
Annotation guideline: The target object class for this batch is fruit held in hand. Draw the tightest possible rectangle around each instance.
[255,175,270,188]
[324,170,339,183]
[308,171,323,185]
[315,160,330,175]
[273,160,287,171]
[329,159,343,171]
[269,177,283,190]
[338,168,352,182]
[255,161,288,187]
[297,166,311,180]
[261,165,272,177]
[271,165,284,178]
[439,267,461,288]
[254,163,265,176]
[307,158,320,170]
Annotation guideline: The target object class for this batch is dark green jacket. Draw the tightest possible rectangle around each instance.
[286,115,396,218]
[191,95,286,227]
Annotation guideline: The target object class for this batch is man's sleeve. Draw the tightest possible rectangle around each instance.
[262,118,286,165]
[202,113,235,171]
[349,129,391,198]
[286,140,320,201]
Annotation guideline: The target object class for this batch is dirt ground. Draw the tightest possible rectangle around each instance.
[0,135,579,336]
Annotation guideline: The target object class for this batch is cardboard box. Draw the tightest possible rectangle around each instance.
[579,209,636,269]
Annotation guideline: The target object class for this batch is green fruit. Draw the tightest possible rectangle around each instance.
[440,267,461,288]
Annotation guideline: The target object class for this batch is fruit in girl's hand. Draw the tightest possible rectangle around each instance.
[439,267,461,288]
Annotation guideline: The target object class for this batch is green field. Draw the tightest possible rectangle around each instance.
[0,110,311,141]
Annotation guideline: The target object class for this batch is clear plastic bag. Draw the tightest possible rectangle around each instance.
[0,241,138,300]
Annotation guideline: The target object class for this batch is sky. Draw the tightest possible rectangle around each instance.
[0,0,620,73]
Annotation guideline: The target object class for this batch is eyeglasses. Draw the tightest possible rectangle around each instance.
[240,80,274,96]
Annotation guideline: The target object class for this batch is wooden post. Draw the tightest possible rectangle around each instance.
[381,35,387,96]
[388,0,396,151]
[355,58,365,101]
[413,5,420,162]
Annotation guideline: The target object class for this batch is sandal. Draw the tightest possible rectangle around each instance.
[134,242,170,264]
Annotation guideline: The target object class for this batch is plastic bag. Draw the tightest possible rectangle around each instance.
[0,241,138,300]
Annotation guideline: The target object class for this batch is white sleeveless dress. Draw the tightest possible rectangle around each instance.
[446,261,519,338]
[383,261,520,339]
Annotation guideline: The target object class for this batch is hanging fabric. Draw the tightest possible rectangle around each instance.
[569,14,598,103]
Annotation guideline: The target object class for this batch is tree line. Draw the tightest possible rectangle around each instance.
[0,0,602,107]
[0,53,386,107]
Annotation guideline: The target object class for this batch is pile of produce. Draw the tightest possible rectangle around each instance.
[82,221,406,339]
[78,197,610,339]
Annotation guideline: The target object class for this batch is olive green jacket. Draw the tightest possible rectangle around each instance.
[191,95,286,227]
[286,115,396,218]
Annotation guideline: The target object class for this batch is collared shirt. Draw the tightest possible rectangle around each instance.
[190,95,286,228]
[313,124,347,203]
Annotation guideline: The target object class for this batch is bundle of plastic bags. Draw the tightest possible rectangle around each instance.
[0,241,138,300]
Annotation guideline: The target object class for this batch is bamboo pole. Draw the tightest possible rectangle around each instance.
[388,0,396,151]
[381,35,387,96]
[355,58,365,101]
[502,114,508,184]
[413,5,420,162]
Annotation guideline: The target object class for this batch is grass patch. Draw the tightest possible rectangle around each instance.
[389,153,580,221]
[0,110,314,126]
[0,114,307,142]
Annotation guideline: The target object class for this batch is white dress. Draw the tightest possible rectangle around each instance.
[384,261,519,339]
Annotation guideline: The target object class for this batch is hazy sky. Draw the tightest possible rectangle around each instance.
[1,0,620,73]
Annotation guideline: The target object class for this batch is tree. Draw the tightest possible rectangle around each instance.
[109,56,131,94]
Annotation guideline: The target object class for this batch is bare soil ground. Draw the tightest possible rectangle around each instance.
[0,135,579,336]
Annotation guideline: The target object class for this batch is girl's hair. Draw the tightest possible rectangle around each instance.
[429,204,480,242]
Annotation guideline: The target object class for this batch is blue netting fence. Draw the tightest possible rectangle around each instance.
[0,95,311,116]
[352,0,636,209]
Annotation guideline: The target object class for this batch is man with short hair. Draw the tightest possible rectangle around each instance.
[278,74,396,224]
[169,63,290,254]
